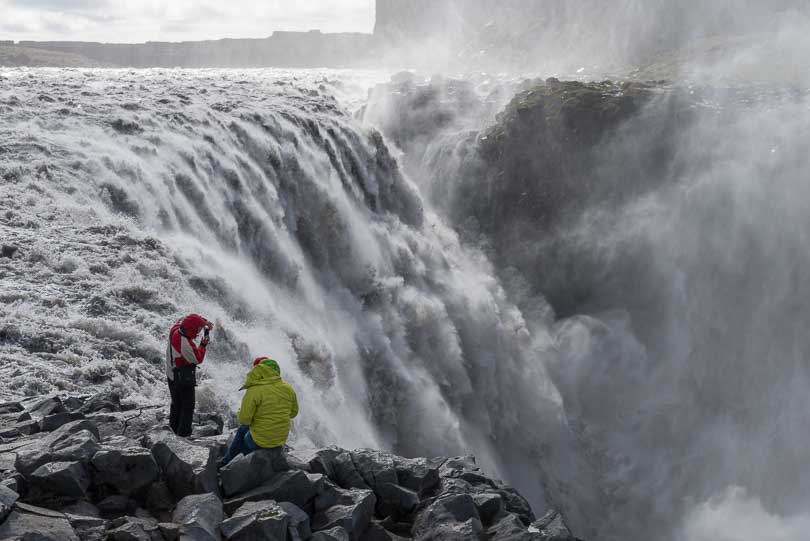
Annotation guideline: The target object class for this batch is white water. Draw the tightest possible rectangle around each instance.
[3,67,809,541]
[0,67,566,520]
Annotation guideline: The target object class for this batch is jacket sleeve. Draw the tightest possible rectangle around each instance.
[289,386,299,419]
[237,389,257,426]
[180,336,206,365]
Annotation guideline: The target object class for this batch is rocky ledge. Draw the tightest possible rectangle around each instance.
[0,393,581,540]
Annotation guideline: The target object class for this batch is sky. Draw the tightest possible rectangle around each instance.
[0,0,376,42]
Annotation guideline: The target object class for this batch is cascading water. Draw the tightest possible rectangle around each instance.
[0,67,573,526]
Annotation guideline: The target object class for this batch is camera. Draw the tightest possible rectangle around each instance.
[204,327,210,338]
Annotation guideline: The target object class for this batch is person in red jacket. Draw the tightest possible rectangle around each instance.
[165,313,213,437]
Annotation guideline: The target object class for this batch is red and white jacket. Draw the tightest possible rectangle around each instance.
[165,314,208,381]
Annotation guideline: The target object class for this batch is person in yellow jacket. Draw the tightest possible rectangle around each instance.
[221,357,298,466]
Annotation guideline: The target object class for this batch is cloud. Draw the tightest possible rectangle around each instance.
[0,0,374,42]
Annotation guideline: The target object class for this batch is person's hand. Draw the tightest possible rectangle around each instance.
[205,321,215,331]
[201,336,210,347]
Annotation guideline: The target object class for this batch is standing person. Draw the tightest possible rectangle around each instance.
[166,313,213,437]
[222,357,298,466]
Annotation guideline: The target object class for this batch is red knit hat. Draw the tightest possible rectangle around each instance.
[181,314,207,338]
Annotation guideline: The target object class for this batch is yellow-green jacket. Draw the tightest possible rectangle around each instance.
[237,361,298,448]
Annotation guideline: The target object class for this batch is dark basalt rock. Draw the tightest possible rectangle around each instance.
[172,492,223,541]
[279,501,312,541]
[412,493,484,541]
[91,441,160,497]
[15,420,101,475]
[220,446,288,497]
[106,515,163,541]
[141,429,217,499]
[488,513,540,540]
[29,461,90,501]
[312,526,351,541]
[530,510,577,541]
[223,469,317,515]
[40,411,85,433]
[221,500,290,541]
[312,488,376,541]
[0,502,79,541]
[0,484,19,523]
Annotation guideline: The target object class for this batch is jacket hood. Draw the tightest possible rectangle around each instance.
[181,314,207,338]
[241,363,281,390]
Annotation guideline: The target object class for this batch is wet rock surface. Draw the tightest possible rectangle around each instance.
[0,392,582,540]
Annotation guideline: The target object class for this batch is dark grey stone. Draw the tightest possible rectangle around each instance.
[393,456,441,495]
[30,461,90,500]
[172,492,223,541]
[220,446,288,497]
[278,501,312,541]
[0,401,24,415]
[141,430,217,499]
[375,482,419,517]
[472,493,503,523]
[0,504,79,541]
[79,392,121,414]
[530,510,575,541]
[332,452,370,490]
[40,411,85,433]
[221,500,290,541]
[61,500,101,517]
[489,513,540,540]
[312,488,376,541]
[224,469,317,514]
[312,526,350,541]
[26,396,67,419]
[91,444,159,496]
[158,522,181,541]
[412,493,484,541]
[97,494,138,515]
[0,484,19,523]
[359,521,411,541]
[14,419,101,475]
[106,516,163,541]
[144,481,176,513]
[306,447,344,478]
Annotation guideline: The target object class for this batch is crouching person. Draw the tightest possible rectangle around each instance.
[222,357,299,466]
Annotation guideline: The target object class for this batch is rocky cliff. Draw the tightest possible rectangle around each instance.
[0,392,581,540]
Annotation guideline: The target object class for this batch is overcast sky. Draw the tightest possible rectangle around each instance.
[0,0,376,42]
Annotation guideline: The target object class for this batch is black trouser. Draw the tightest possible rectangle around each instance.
[168,373,196,437]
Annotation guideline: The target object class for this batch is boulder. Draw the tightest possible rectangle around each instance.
[91,442,160,496]
[472,493,503,524]
[142,430,217,499]
[350,450,398,490]
[494,484,535,524]
[0,401,24,415]
[314,479,342,513]
[79,392,121,414]
[220,446,288,497]
[14,419,41,436]
[224,470,317,514]
[40,411,85,433]
[106,516,163,541]
[375,482,419,518]
[159,522,181,541]
[332,452,370,490]
[0,503,79,541]
[306,447,344,478]
[393,456,441,495]
[0,484,19,523]
[27,396,67,419]
[221,500,290,541]
[312,527,350,541]
[412,493,484,541]
[529,510,575,541]
[61,500,102,517]
[489,513,540,540]
[278,501,312,541]
[359,521,411,541]
[14,420,100,474]
[30,461,90,500]
[312,488,376,541]
[172,492,223,541]
[65,511,107,541]
[144,481,176,513]
[0,426,20,439]
[97,494,138,516]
